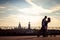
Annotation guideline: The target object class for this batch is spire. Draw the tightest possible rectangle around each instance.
[18,22,21,29]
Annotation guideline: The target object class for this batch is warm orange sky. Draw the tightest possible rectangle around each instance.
[0,0,60,29]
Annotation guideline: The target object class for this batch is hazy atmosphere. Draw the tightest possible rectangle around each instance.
[0,0,60,29]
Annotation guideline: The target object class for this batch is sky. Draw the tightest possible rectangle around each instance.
[0,0,60,29]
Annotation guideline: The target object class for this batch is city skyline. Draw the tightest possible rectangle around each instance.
[0,22,60,30]
[0,0,60,29]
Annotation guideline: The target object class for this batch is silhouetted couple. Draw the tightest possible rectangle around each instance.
[41,16,51,37]
[37,16,51,37]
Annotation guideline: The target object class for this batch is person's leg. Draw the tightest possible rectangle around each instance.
[42,29,46,37]
[43,29,48,37]
[43,30,46,37]
[37,30,40,37]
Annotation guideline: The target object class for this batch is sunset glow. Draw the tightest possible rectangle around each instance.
[0,0,60,29]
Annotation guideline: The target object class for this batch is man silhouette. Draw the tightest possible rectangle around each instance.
[41,16,47,37]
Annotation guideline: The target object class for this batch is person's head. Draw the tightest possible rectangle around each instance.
[48,17,51,22]
[44,16,47,19]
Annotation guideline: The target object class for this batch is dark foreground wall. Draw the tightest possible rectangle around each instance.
[0,29,60,36]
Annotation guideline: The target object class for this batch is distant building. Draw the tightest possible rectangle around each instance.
[28,22,31,29]
[18,22,21,29]
[26,22,34,33]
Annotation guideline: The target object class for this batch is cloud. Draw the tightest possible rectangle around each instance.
[0,0,60,17]
[0,5,23,18]
[25,0,60,14]
[0,0,33,19]
[25,0,60,18]
[49,5,60,12]
[17,0,53,16]
[0,14,19,26]
[0,11,5,14]
[0,0,60,28]
[32,0,60,9]
[0,14,60,27]
[47,5,60,17]
[0,6,6,9]
[0,0,31,8]
[19,7,50,16]
[25,0,37,7]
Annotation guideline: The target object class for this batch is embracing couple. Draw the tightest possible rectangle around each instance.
[41,16,51,37]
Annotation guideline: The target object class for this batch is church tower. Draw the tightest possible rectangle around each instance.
[18,22,21,29]
[28,22,31,29]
